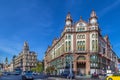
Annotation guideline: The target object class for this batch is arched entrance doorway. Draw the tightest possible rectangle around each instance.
[77,56,86,75]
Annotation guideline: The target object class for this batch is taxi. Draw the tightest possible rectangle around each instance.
[106,73,120,80]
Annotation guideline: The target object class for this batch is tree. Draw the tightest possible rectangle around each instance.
[36,62,44,73]
[31,68,36,72]
[46,66,55,74]
[31,61,44,73]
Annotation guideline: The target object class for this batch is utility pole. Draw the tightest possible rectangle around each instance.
[69,54,73,80]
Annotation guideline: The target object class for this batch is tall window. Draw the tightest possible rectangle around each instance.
[83,41,85,51]
[92,34,98,38]
[77,35,85,39]
[68,35,71,39]
[92,40,95,51]
[77,41,80,51]
[66,42,67,52]
[65,41,71,52]
[66,35,71,39]
[95,40,98,51]
[77,41,85,51]
[92,34,95,38]
[68,41,71,51]
[92,40,98,51]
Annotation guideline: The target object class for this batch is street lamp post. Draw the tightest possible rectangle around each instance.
[69,54,73,80]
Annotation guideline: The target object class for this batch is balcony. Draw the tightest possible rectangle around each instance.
[75,50,87,53]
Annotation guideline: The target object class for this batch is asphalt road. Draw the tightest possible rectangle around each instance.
[0,75,106,80]
[0,75,21,80]
[0,74,48,80]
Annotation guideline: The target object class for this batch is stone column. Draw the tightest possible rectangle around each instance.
[86,54,90,75]
[73,61,77,75]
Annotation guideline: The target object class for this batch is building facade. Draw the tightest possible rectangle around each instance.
[44,10,119,75]
[118,59,120,72]
[0,63,3,72]
[14,42,37,71]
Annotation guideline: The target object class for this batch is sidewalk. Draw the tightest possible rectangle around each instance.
[34,76,106,80]
[48,77,75,80]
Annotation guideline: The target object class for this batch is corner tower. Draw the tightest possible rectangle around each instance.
[23,41,29,53]
[89,10,98,25]
[65,12,73,26]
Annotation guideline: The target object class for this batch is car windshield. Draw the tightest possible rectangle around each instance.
[25,71,32,75]
[113,73,120,76]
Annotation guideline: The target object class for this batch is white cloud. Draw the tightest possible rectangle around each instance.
[99,0,120,17]
[0,39,22,56]
[0,56,5,63]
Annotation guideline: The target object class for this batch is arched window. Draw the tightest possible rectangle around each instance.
[96,34,98,38]
[77,35,80,39]
[95,40,97,51]
[92,34,95,38]
[68,35,71,39]
[92,40,95,51]
[83,41,85,51]
[68,41,71,51]
[65,41,67,52]
[77,41,85,51]
[83,35,85,39]
[66,35,67,39]
[90,55,98,62]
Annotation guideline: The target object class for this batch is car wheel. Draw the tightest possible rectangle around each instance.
[108,78,113,80]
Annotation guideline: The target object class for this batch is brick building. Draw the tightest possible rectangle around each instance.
[14,42,37,71]
[44,10,119,75]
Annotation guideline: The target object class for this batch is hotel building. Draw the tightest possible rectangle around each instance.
[44,10,119,75]
[14,42,37,71]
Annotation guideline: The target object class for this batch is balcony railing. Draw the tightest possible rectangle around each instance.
[75,50,87,53]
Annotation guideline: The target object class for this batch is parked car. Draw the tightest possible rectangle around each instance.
[91,72,99,79]
[106,73,120,80]
[2,72,10,76]
[61,71,74,79]
[15,71,21,75]
[0,72,3,77]
[22,71,34,80]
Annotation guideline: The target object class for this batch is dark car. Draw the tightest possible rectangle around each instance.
[91,72,99,79]
[22,71,34,80]
[61,71,74,79]
[15,71,21,75]
[2,72,10,76]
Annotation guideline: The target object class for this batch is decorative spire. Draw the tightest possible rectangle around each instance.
[65,12,73,26]
[66,12,73,22]
[90,10,97,18]
[24,41,28,47]
[23,41,29,53]
[80,16,83,21]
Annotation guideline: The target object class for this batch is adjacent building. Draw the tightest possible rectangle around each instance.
[118,59,120,72]
[44,10,119,75]
[0,63,3,72]
[14,42,37,71]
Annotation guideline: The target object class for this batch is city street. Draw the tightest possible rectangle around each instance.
[47,76,106,80]
[0,75,21,80]
[0,75,106,80]
[0,74,48,80]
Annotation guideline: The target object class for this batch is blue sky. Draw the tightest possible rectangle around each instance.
[0,0,120,63]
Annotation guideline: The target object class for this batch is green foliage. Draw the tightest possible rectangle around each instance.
[36,63,43,73]
[31,62,44,73]
[31,68,36,72]
[46,66,55,74]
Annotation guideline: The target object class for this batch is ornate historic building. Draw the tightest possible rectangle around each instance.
[44,10,119,75]
[14,42,37,71]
